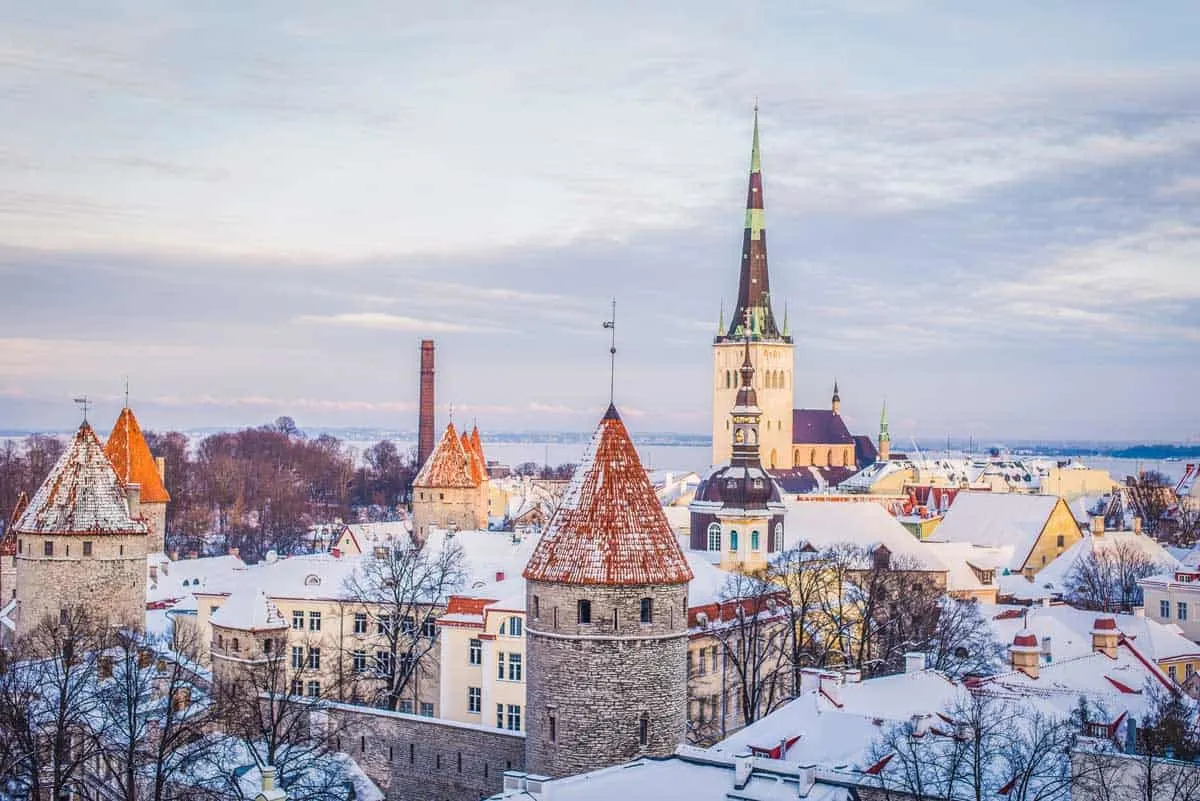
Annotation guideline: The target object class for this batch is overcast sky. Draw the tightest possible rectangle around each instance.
[1,1,1198,442]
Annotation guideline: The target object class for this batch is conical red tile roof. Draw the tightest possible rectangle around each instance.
[413,423,477,488]
[104,407,170,503]
[524,404,692,586]
[0,491,26,555]
[14,422,149,537]
[460,431,486,485]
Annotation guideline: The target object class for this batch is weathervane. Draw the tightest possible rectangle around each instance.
[73,395,91,423]
[602,298,617,404]
[124,376,130,409]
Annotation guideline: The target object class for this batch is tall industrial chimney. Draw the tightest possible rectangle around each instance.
[417,339,436,469]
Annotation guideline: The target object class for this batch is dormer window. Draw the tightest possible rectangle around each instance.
[304,574,321,587]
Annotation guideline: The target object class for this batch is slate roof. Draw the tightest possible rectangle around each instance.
[770,466,857,494]
[523,404,693,586]
[792,409,854,445]
[413,422,477,488]
[104,406,171,503]
[853,435,877,465]
[14,422,149,537]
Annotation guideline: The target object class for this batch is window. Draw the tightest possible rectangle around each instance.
[292,611,304,630]
[307,647,321,670]
[711,646,718,672]
[639,713,649,747]
[1169,665,1178,682]
[402,615,416,635]
[83,541,93,557]
[264,638,273,653]
[291,678,302,696]
[687,650,694,676]
[352,650,367,673]
[640,598,653,624]
[232,637,240,651]
[1162,600,1172,619]
[376,651,394,676]
[1188,664,1196,678]
[707,523,721,552]
[549,714,557,742]
[398,700,413,714]
[506,704,521,731]
[497,704,505,728]
[1056,535,1065,548]
[354,613,368,634]
[468,687,481,713]
[420,702,434,717]
[469,638,482,665]
[1180,602,1189,621]
[508,616,522,637]
[532,596,540,619]
[729,531,739,551]
[43,541,53,557]
[422,617,437,638]
[308,611,321,631]
[498,653,506,679]
[508,653,522,681]
[291,646,304,669]
[578,599,591,624]
[751,530,760,551]
[306,680,320,698]
[774,523,783,552]
[378,615,392,635]
[697,650,707,676]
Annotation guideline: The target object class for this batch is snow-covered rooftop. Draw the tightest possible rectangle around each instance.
[927,492,1065,571]
[784,501,943,570]
[210,587,287,631]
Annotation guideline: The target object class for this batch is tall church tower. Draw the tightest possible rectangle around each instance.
[524,403,693,778]
[712,107,794,469]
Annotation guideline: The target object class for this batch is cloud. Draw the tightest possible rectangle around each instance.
[296,312,477,333]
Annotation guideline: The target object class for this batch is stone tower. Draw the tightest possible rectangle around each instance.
[712,107,794,469]
[13,421,149,638]
[105,405,171,554]
[690,336,786,572]
[0,492,27,602]
[209,587,289,697]
[411,422,488,541]
[524,403,693,778]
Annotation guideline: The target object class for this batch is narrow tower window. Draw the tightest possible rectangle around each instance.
[640,598,653,624]
[577,599,591,624]
[639,713,649,747]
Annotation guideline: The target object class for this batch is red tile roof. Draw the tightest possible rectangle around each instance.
[524,404,693,586]
[104,407,170,503]
[0,491,25,555]
[14,422,149,537]
[461,430,486,486]
[413,423,477,488]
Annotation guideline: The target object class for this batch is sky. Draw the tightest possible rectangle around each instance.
[1,1,1198,443]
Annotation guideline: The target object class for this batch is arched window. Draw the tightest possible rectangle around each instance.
[774,523,784,552]
[729,531,739,552]
[751,530,760,551]
[232,637,240,651]
[707,523,721,552]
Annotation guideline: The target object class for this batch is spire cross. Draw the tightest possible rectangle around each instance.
[73,395,91,423]
[602,298,617,404]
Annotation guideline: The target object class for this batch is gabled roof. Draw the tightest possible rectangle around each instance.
[413,422,477,488]
[792,409,854,445]
[927,492,1065,571]
[523,404,693,586]
[14,422,149,537]
[104,406,171,503]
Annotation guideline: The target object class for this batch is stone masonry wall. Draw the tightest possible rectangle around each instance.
[525,579,689,778]
[14,532,147,637]
[412,485,484,541]
[142,502,167,555]
[329,702,525,801]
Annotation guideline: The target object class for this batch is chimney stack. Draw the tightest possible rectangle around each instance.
[155,456,166,481]
[417,339,436,471]
[1090,516,1105,537]
[1092,617,1119,659]
[1010,631,1040,679]
[125,482,142,519]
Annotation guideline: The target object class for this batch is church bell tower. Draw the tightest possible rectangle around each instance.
[712,106,794,469]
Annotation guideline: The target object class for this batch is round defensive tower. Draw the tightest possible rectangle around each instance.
[523,403,693,778]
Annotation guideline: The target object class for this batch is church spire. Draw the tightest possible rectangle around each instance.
[878,398,891,462]
[725,104,784,342]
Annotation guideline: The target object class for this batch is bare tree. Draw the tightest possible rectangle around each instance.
[1000,707,1075,801]
[927,598,1008,679]
[341,536,466,711]
[765,545,837,683]
[1126,472,1174,537]
[1065,541,1164,612]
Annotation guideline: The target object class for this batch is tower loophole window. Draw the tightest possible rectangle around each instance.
[577,599,591,624]
[640,598,653,624]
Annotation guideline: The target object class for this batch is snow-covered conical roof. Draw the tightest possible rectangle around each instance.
[14,422,149,537]
[414,422,477,489]
[523,404,693,586]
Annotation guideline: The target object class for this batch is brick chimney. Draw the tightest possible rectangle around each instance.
[417,339,436,470]
[1092,617,1119,659]
[1010,630,1040,678]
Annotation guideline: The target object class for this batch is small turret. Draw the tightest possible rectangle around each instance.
[878,399,891,462]
[831,380,841,416]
